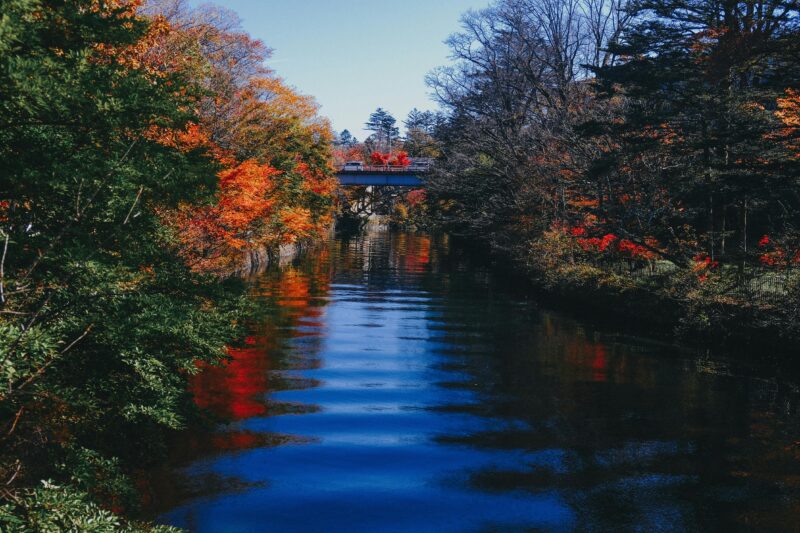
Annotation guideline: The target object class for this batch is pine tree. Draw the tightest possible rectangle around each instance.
[365,108,399,151]
[592,0,800,264]
[338,129,357,147]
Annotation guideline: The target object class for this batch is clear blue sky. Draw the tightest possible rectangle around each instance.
[191,0,489,140]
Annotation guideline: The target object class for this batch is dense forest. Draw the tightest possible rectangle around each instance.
[420,0,800,344]
[0,0,335,530]
[335,0,800,348]
[2,0,800,530]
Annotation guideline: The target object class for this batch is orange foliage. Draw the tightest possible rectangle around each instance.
[166,161,279,272]
[332,146,364,167]
[776,89,800,158]
[297,161,338,196]
[145,121,235,163]
[393,151,411,167]
[690,27,728,58]
[92,11,179,79]
[137,1,337,273]
[216,161,278,241]
[406,189,427,207]
[371,151,391,165]
[777,90,800,128]
[278,207,314,244]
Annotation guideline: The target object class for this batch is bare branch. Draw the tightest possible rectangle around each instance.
[123,185,145,225]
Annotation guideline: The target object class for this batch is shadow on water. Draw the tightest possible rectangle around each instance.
[152,230,800,532]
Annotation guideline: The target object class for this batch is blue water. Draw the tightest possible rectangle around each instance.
[155,231,800,532]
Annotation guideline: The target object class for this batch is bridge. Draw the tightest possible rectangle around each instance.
[336,165,427,187]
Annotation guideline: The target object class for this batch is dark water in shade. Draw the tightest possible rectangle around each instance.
[155,231,800,532]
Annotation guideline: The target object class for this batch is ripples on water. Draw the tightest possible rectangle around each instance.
[155,231,800,532]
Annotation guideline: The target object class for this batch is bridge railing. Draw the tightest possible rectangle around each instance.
[338,165,430,173]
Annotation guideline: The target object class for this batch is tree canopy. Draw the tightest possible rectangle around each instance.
[0,0,337,529]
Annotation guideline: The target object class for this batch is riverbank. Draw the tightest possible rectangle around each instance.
[232,229,335,277]
[445,232,800,358]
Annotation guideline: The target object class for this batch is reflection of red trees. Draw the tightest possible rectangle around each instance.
[191,336,272,420]
[211,431,264,451]
[401,235,431,272]
[591,344,608,382]
[190,264,330,423]
[561,334,612,383]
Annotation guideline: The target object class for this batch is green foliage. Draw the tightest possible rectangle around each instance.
[0,0,244,527]
[0,481,182,533]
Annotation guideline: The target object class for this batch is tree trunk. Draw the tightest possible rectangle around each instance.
[739,199,748,276]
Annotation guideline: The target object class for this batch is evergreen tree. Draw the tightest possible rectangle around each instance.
[404,108,441,134]
[338,129,357,147]
[593,0,800,263]
[365,108,399,151]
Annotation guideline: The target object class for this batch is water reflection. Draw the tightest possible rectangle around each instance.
[157,231,800,532]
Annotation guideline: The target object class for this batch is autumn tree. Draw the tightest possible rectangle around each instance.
[0,0,242,527]
[143,0,338,273]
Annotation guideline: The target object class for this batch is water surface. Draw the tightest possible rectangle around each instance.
[156,231,800,532]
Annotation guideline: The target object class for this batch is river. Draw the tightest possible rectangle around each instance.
[153,230,800,532]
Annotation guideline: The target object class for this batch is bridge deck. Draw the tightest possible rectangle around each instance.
[337,171,424,187]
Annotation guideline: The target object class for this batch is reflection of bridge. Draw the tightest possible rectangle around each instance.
[336,166,427,187]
